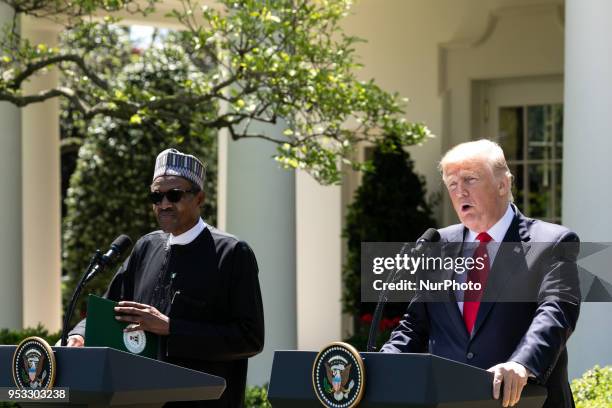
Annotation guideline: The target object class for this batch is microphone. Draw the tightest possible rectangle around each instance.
[61,234,132,346]
[84,234,132,283]
[414,228,441,252]
[366,228,440,352]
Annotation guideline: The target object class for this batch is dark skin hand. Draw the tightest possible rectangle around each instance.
[114,301,170,336]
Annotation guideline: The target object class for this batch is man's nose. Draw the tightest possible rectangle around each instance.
[158,195,174,209]
[453,183,469,197]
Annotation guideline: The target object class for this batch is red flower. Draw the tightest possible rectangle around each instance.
[360,313,373,324]
[379,316,402,331]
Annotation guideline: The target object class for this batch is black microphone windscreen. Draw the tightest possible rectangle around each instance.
[419,228,440,243]
[111,234,132,254]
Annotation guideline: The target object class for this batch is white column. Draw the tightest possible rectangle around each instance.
[20,19,62,331]
[0,3,23,329]
[296,171,342,350]
[563,0,612,380]
[223,124,297,385]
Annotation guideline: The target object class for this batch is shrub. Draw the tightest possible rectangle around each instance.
[342,135,437,349]
[245,385,272,408]
[0,324,60,346]
[571,365,612,408]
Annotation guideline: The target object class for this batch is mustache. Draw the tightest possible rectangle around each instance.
[157,208,176,215]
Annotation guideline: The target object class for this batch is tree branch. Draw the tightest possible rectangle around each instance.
[228,125,286,144]
[0,86,74,106]
[11,53,110,90]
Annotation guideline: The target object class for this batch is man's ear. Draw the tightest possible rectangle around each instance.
[498,176,510,197]
[196,191,206,208]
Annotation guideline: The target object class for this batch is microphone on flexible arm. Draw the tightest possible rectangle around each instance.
[61,234,132,346]
[84,235,133,284]
[366,228,440,352]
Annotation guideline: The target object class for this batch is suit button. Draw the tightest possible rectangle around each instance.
[466,352,474,360]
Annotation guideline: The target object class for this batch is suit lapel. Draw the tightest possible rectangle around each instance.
[441,226,471,339]
[471,206,531,339]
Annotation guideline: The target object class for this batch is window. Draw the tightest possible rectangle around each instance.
[498,104,563,223]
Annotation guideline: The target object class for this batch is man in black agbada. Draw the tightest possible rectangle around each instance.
[68,148,265,408]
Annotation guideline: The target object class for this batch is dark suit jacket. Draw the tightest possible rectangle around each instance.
[380,206,580,408]
[71,226,265,408]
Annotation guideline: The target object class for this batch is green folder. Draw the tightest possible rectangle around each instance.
[85,294,158,358]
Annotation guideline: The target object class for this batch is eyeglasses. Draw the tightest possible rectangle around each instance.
[149,189,195,204]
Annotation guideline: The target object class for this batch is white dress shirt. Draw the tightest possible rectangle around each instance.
[166,217,207,248]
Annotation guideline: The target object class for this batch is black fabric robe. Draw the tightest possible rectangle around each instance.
[70,226,265,407]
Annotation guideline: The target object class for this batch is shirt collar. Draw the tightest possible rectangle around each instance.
[167,217,206,248]
[466,204,514,243]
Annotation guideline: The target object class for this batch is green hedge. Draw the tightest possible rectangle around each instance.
[245,385,271,408]
[571,365,612,408]
[0,325,60,346]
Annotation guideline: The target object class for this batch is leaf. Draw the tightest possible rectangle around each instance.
[129,114,142,125]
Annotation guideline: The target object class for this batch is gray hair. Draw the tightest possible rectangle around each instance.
[438,139,514,202]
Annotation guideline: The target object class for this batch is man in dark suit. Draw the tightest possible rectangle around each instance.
[67,148,265,407]
[381,139,580,408]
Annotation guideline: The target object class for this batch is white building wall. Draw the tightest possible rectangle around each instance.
[563,0,612,380]
[341,0,564,211]
[223,123,297,386]
[296,172,342,350]
[21,19,62,331]
[0,2,23,330]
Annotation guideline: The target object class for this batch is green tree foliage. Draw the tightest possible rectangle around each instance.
[571,365,612,408]
[62,33,217,318]
[0,0,431,185]
[342,136,437,349]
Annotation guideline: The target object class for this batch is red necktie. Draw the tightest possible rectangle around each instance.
[463,232,493,334]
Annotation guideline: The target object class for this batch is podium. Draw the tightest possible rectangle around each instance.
[0,345,225,407]
[268,351,548,407]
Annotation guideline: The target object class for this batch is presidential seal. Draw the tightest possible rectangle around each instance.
[123,328,146,354]
[12,337,56,390]
[312,342,365,408]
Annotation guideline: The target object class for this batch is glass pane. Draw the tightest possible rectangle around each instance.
[553,104,563,158]
[528,163,553,219]
[509,164,524,208]
[527,105,554,160]
[555,163,562,220]
[498,107,524,161]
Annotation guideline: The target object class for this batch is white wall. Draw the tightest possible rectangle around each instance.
[223,123,297,386]
[342,0,564,221]
[21,19,62,331]
[563,0,612,380]
[0,11,63,332]
[0,2,23,329]
[296,172,342,350]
